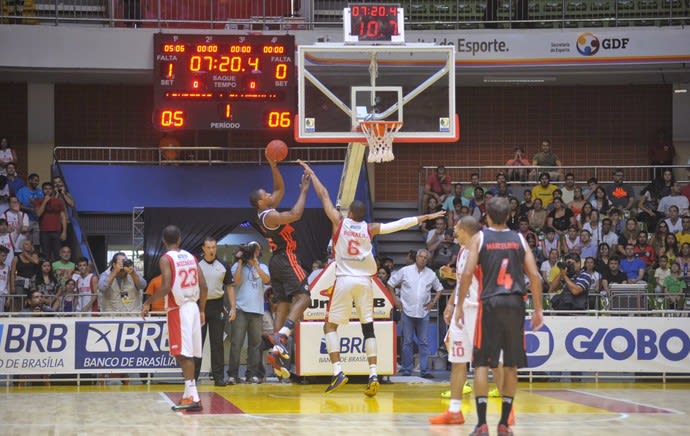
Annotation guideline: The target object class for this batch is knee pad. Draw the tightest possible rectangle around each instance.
[361,322,376,340]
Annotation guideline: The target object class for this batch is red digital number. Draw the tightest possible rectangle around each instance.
[178,267,198,288]
[160,110,184,127]
[267,112,291,128]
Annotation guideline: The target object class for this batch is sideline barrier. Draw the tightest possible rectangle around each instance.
[1,315,688,379]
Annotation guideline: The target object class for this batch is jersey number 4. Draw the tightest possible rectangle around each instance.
[178,268,198,289]
[497,258,513,289]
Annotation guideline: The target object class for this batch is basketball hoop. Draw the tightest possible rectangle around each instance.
[359,120,403,163]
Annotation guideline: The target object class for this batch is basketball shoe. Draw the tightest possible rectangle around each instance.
[265,333,291,379]
[469,424,489,436]
[364,375,380,397]
[325,371,348,393]
[497,423,514,436]
[171,397,202,412]
[428,410,465,425]
[441,382,472,398]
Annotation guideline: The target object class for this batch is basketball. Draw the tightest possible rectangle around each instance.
[265,139,288,161]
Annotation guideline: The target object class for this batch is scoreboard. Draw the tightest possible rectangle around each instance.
[153,34,296,131]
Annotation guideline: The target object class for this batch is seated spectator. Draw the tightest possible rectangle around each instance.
[462,172,482,205]
[517,189,534,217]
[35,259,61,307]
[568,186,586,217]
[651,220,670,256]
[675,242,690,284]
[563,226,582,255]
[601,256,628,293]
[606,169,636,213]
[619,243,647,284]
[540,248,561,290]
[532,172,558,208]
[580,230,597,259]
[431,229,459,270]
[664,205,682,234]
[530,139,563,181]
[634,231,656,268]
[422,165,452,209]
[658,181,689,216]
[525,232,544,265]
[653,255,671,294]
[517,216,537,243]
[541,227,561,256]
[560,173,577,205]
[377,266,391,285]
[489,172,512,197]
[637,183,661,234]
[52,246,75,286]
[583,177,599,204]
[5,163,24,197]
[307,259,324,286]
[0,137,17,176]
[617,218,640,256]
[426,217,447,253]
[54,278,78,312]
[441,183,465,213]
[652,169,674,199]
[20,289,55,314]
[10,239,40,312]
[548,253,591,310]
[421,196,443,236]
[505,146,530,182]
[546,189,563,213]
[663,233,679,264]
[506,196,522,230]
[608,207,625,234]
[662,262,686,309]
[577,202,593,231]
[447,197,465,228]
[547,197,575,236]
[469,187,486,221]
[676,216,690,247]
[583,256,601,293]
[590,186,611,216]
[527,198,548,232]
[582,210,602,246]
[595,242,611,274]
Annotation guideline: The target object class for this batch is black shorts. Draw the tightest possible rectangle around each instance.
[473,293,527,369]
[268,251,309,303]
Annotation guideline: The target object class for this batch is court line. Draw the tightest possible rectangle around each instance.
[567,389,683,415]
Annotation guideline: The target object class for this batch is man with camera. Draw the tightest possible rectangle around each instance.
[548,253,593,311]
[228,241,270,384]
[98,252,147,314]
[195,236,235,386]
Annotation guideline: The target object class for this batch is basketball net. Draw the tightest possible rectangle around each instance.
[359,120,403,163]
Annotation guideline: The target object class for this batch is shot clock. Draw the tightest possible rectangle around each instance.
[344,4,405,44]
[153,34,296,131]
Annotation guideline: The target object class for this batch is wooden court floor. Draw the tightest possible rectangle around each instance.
[0,378,687,435]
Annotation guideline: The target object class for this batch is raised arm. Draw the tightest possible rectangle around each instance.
[264,160,285,209]
[298,160,341,227]
[369,210,446,237]
[262,172,311,228]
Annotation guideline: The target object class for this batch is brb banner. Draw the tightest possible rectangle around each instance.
[523,316,690,373]
[0,317,178,374]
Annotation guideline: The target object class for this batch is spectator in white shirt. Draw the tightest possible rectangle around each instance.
[658,182,689,216]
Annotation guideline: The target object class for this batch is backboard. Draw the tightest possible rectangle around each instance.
[295,43,458,144]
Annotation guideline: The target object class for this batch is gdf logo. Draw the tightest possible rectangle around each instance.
[524,320,553,368]
[576,32,630,56]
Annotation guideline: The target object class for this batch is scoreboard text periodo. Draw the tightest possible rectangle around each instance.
[153,34,296,131]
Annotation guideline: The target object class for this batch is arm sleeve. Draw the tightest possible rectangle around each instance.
[379,217,419,235]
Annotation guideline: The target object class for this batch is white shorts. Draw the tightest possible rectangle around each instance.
[445,306,477,363]
[167,301,202,358]
[326,275,374,325]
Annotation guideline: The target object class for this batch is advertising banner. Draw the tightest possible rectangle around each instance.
[296,321,396,376]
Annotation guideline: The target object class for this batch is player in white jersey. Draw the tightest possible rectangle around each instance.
[142,225,208,412]
[299,161,445,396]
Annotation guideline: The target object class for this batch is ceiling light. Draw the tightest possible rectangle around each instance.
[483,76,556,84]
[674,89,687,94]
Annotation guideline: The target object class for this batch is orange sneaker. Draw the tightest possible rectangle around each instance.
[172,396,203,412]
[497,423,514,436]
[428,410,465,425]
[508,408,516,425]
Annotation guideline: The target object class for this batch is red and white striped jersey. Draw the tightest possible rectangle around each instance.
[333,217,376,277]
[164,249,200,307]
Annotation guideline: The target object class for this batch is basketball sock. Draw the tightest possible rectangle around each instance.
[186,379,200,402]
[369,364,378,377]
[333,361,343,376]
[449,399,462,413]
[183,380,190,398]
[499,396,514,426]
[279,319,295,337]
[476,396,488,425]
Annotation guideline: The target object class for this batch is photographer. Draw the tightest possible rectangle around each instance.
[98,252,147,314]
[548,253,592,311]
[228,242,270,384]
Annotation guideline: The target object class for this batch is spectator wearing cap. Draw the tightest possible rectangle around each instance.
[430,228,459,270]
[606,169,636,213]
[532,172,558,208]
[530,139,563,181]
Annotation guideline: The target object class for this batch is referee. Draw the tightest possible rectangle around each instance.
[195,236,235,386]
